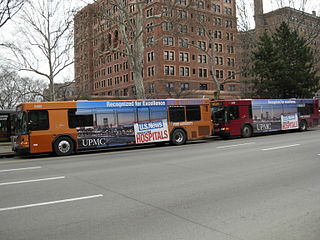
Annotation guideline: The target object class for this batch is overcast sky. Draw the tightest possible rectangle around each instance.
[0,0,319,83]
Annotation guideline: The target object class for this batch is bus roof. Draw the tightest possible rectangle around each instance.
[16,98,211,111]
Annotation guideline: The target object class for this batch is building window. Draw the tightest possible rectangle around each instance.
[198,41,206,50]
[227,45,234,53]
[226,32,234,40]
[179,52,189,62]
[164,66,175,75]
[163,21,173,31]
[214,43,223,52]
[216,70,224,79]
[177,10,187,19]
[147,51,154,62]
[199,83,207,90]
[163,36,174,46]
[227,58,235,66]
[124,88,129,96]
[225,19,233,28]
[149,83,155,93]
[215,56,223,65]
[179,38,188,48]
[228,85,236,91]
[146,8,153,17]
[199,68,208,78]
[179,67,190,76]
[197,27,205,36]
[225,7,232,15]
[166,82,174,91]
[227,71,236,79]
[212,4,221,13]
[176,0,187,5]
[198,54,207,63]
[178,24,188,33]
[148,66,155,76]
[214,30,222,39]
[164,51,174,61]
[181,83,189,91]
[197,1,204,9]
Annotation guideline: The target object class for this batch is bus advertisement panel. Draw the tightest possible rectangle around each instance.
[252,99,299,133]
[75,100,168,149]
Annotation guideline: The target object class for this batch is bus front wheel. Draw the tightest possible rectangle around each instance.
[53,137,74,156]
[171,129,186,145]
[241,125,252,138]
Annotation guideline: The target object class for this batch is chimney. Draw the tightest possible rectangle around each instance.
[254,0,264,28]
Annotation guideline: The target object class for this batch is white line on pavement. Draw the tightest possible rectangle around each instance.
[0,166,42,173]
[0,176,65,186]
[217,142,256,149]
[261,144,301,151]
[0,194,104,212]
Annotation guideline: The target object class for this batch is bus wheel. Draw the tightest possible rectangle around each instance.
[171,129,186,145]
[299,120,307,131]
[53,137,74,156]
[241,125,252,138]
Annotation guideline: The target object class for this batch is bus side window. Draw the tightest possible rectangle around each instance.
[150,108,167,121]
[169,107,185,122]
[228,106,239,120]
[28,110,49,131]
[68,109,93,128]
[186,105,201,121]
[137,108,150,122]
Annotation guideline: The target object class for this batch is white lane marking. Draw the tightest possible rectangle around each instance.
[0,194,103,212]
[0,166,42,173]
[262,144,301,151]
[0,176,65,186]
[217,142,256,149]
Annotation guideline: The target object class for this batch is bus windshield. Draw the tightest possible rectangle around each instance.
[212,106,227,123]
[16,111,28,135]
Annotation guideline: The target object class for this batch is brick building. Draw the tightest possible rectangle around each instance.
[74,0,240,99]
[239,0,320,97]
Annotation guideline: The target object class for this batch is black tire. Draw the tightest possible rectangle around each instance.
[241,125,252,138]
[53,137,74,156]
[299,120,307,131]
[170,129,186,145]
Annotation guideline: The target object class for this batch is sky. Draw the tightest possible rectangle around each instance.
[0,0,319,84]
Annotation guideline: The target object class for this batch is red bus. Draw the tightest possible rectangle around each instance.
[13,99,212,156]
[211,99,320,138]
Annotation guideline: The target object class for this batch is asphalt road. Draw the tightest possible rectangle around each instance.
[0,130,320,240]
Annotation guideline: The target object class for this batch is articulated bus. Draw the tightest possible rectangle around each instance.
[211,99,320,138]
[13,99,212,155]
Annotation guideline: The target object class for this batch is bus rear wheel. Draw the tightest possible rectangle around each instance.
[241,125,252,138]
[53,137,74,156]
[171,129,186,145]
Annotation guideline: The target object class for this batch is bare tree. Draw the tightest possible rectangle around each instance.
[0,67,46,109]
[6,0,76,101]
[0,0,24,28]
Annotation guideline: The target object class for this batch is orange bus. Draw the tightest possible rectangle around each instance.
[13,99,212,156]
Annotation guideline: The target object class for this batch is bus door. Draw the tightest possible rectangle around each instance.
[226,105,242,136]
[27,110,52,153]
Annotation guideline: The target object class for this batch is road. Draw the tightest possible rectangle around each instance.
[0,130,320,240]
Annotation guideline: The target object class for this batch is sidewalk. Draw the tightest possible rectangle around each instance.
[0,142,15,158]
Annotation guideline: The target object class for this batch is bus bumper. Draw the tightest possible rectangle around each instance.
[14,147,30,155]
[213,129,230,137]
